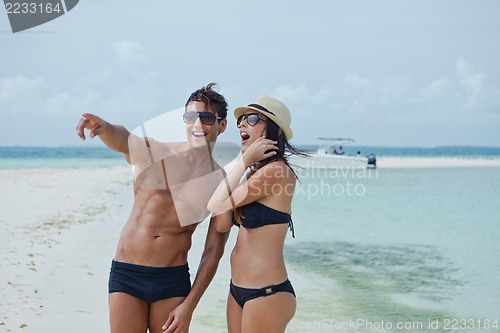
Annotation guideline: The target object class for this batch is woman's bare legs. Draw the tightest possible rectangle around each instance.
[109,293,149,333]
[241,293,296,333]
[227,292,243,333]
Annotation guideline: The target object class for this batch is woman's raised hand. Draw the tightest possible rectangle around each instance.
[242,137,278,168]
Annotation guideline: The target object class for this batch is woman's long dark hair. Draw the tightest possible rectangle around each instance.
[251,118,308,177]
[234,117,309,224]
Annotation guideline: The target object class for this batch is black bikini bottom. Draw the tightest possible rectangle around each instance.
[229,279,295,308]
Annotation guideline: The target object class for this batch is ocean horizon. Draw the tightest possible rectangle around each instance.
[1,145,500,171]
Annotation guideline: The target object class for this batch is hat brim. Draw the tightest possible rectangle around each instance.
[234,106,293,140]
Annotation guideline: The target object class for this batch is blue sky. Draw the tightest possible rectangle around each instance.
[1,0,499,147]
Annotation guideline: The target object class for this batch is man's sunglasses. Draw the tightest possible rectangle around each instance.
[237,113,267,128]
[183,111,222,125]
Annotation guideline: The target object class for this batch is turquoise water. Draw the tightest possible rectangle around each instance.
[286,167,500,332]
[0,147,127,169]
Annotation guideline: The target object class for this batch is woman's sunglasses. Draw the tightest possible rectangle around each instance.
[237,113,267,128]
[183,111,222,125]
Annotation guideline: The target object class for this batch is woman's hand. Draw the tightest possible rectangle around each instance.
[241,137,278,168]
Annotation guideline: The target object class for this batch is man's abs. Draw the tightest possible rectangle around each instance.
[114,190,198,267]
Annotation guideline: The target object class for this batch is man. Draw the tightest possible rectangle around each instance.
[76,83,231,333]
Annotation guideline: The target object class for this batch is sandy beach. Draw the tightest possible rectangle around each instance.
[0,166,239,333]
[0,167,131,332]
[1,158,499,332]
[377,156,500,168]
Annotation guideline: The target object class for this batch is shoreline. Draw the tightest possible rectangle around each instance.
[2,156,500,172]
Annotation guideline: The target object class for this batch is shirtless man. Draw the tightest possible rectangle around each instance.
[76,83,231,333]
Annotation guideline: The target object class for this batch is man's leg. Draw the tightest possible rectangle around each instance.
[109,292,149,333]
[149,297,186,333]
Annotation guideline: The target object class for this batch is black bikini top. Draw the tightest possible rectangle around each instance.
[232,201,295,238]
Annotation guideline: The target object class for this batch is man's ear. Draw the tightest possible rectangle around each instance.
[218,118,228,135]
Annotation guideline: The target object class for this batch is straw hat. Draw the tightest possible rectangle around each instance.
[234,96,293,140]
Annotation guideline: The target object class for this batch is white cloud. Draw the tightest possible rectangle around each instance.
[421,77,451,97]
[456,58,485,108]
[410,77,456,116]
[310,83,337,104]
[456,58,474,77]
[273,84,309,102]
[344,73,370,85]
[43,92,71,115]
[0,76,44,105]
[114,40,150,68]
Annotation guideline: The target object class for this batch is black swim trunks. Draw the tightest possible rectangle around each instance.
[229,279,296,308]
[109,260,191,303]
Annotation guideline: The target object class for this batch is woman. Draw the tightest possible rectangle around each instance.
[208,96,305,333]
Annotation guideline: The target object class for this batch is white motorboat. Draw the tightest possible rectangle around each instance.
[289,138,376,169]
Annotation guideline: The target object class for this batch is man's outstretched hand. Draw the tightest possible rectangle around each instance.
[76,113,108,140]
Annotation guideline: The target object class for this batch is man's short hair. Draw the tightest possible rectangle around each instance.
[185,83,228,120]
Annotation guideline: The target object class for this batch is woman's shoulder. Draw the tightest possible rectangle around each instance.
[255,160,296,182]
